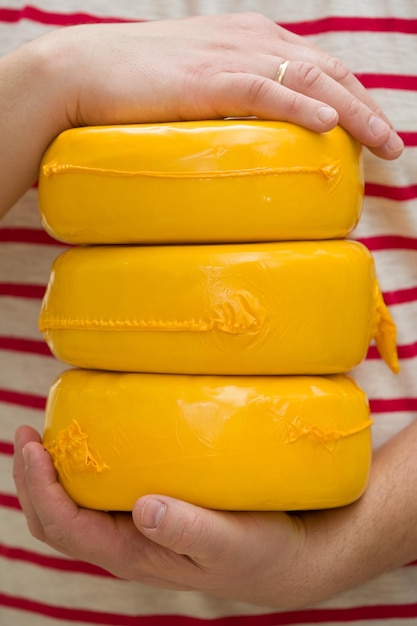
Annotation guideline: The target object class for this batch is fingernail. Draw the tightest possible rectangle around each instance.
[369,115,390,138]
[22,446,30,469]
[317,106,338,125]
[140,498,167,529]
[387,130,404,153]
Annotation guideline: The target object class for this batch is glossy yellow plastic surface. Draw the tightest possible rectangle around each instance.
[38,121,364,244]
[43,369,373,511]
[39,240,399,375]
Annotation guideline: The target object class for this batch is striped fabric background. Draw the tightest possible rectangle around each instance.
[1,1,416,624]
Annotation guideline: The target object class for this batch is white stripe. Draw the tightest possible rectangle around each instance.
[0,350,65,396]
[354,355,417,401]
[0,298,45,339]
[371,249,417,291]
[362,90,417,131]
[0,451,17,495]
[0,402,45,443]
[388,301,417,346]
[0,505,72,557]
[365,146,417,186]
[1,541,417,620]
[0,189,45,229]
[0,242,63,285]
[310,31,417,76]
[354,198,417,240]
[0,554,270,619]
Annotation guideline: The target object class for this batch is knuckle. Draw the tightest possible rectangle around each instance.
[39,509,81,553]
[373,104,388,122]
[171,511,207,555]
[343,95,363,120]
[295,61,323,90]
[236,11,272,27]
[216,11,264,29]
[26,517,47,543]
[41,521,69,549]
[245,76,276,108]
[281,90,305,117]
[324,55,351,82]
[222,11,276,38]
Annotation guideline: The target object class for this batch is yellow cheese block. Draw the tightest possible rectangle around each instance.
[43,369,373,511]
[38,120,363,244]
[39,241,398,375]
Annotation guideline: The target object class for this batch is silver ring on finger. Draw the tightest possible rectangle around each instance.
[274,60,290,85]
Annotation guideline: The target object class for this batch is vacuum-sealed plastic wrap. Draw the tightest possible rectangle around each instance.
[43,369,373,511]
[38,120,363,244]
[39,240,399,375]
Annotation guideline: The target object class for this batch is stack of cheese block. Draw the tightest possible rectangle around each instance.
[38,120,399,512]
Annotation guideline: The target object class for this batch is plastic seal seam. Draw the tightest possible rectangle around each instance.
[42,162,339,180]
[38,315,260,334]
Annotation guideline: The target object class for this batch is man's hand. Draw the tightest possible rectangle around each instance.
[0,12,403,216]
[13,419,417,608]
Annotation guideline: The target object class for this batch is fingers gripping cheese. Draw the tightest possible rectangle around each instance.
[38,121,364,244]
[43,370,373,511]
[39,240,399,375]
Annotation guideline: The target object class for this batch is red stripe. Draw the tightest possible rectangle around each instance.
[365,182,417,201]
[399,131,417,146]
[357,235,417,251]
[0,336,51,356]
[0,388,46,410]
[0,492,21,511]
[0,6,132,26]
[0,441,14,455]
[370,398,417,414]
[383,286,417,306]
[0,228,62,246]
[0,543,115,579]
[367,342,417,361]
[1,8,417,35]
[0,283,46,299]
[4,9,416,34]
[283,16,417,36]
[356,73,417,91]
[0,591,416,625]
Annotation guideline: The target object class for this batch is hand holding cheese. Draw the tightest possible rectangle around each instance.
[14,420,417,608]
[0,13,404,218]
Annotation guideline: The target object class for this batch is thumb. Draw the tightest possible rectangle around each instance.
[132,495,298,568]
[133,495,235,564]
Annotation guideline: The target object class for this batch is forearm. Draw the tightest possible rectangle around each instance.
[298,418,417,605]
[0,37,71,217]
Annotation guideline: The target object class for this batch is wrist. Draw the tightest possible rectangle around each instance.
[297,420,417,605]
[0,33,76,215]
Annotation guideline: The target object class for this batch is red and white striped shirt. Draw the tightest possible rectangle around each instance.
[1,1,416,624]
